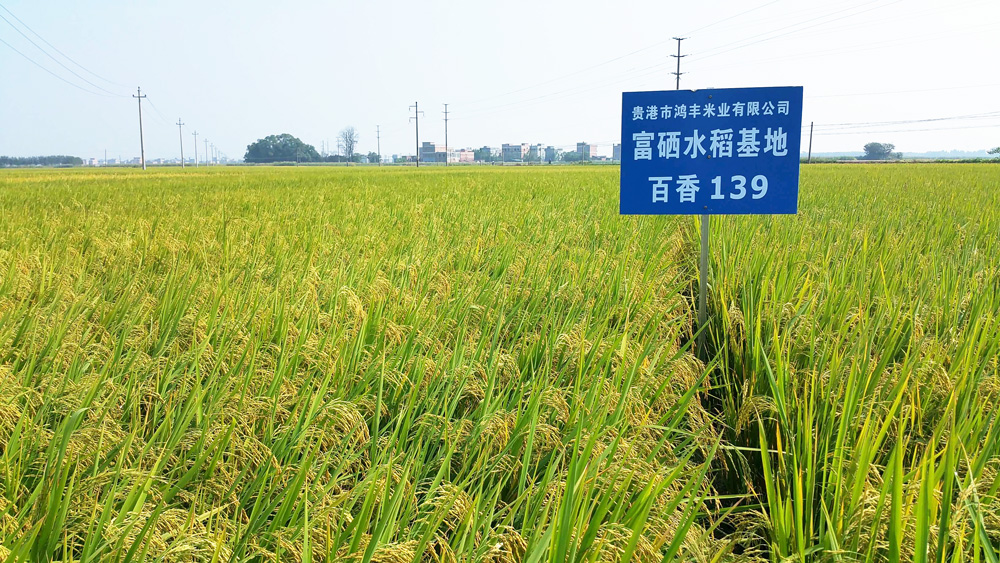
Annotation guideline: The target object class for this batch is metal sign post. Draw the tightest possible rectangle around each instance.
[620,86,804,356]
[699,214,709,353]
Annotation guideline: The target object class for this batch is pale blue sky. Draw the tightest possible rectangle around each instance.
[1,0,997,160]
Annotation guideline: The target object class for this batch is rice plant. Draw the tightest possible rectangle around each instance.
[0,164,996,561]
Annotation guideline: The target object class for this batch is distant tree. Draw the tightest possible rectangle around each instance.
[561,151,582,162]
[0,155,83,167]
[989,147,1000,156]
[860,142,897,160]
[244,134,319,163]
[339,127,359,162]
[366,151,380,164]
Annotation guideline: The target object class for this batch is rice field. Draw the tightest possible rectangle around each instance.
[0,164,997,562]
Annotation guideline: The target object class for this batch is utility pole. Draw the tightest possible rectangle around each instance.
[443,103,449,166]
[807,121,814,163]
[409,102,423,167]
[133,87,147,170]
[176,118,185,168]
[671,37,707,356]
[104,149,107,167]
[670,37,687,91]
[192,131,199,167]
[376,125,381,166]
[204,139,209,166]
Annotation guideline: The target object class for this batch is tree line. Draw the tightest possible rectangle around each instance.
[0,155,83,167]
[244,129,376,163]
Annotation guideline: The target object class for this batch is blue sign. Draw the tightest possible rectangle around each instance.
[620,86,803,215]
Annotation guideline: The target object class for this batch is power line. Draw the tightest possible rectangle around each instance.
[0,35,115,97]
[813,122,1000,136]
[450,4,913,122]
[810,110,1000,131]
[680,0,783,36]
[554,109,1000,156]
[428,48,690,123]
[688,0,904,64]
[689,19,997,74]
[455,1,895,114]
[453,1,978,126]
[143,96,173,126]
[809,83,1000,99]
[686,0,884,60]
[0,12,125,97]
[457,1,783,109]
[450,16,991,131]
[452,62,670,121]
[756,0,992,44]
[0,1,123,87]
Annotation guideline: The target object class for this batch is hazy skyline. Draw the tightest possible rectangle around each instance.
[1,0,998,161]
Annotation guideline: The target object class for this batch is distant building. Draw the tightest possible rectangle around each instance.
[502,143,529,162]
[419,142,438,162]
[448,149,475,163]
[544,146,560,162]
[527,144,545,163]
[420,142,447,163]
[576,142,592,161]
[613,144,621,162]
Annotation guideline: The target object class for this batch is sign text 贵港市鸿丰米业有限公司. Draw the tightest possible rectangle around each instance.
[620,86,803,215]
